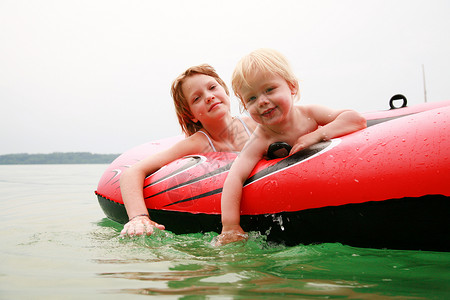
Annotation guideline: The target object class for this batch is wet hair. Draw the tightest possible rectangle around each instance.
[232,48,299,108]
[171,64,230,136]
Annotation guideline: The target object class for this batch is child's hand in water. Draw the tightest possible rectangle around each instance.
[215,225,248,246]
[120,215,165,236]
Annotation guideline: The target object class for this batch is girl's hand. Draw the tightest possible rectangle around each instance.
[120,215,165,236]
[214,225,248,246]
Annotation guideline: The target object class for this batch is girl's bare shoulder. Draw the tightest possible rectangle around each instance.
[176,132,211,153]
[238,115,258,131]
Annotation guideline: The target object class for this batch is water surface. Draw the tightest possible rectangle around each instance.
[1,164,449,299]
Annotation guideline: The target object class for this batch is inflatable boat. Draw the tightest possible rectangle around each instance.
[95,97,450,251]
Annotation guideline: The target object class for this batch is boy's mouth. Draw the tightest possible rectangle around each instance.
[262,106,276,117]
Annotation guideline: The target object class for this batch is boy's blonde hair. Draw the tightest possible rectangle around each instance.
[232,48,299,107]
[171,64,230,136]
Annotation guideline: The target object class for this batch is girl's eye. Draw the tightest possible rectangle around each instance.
[193,96,200,103]
[266,87,274,93]
[210,85,216,90]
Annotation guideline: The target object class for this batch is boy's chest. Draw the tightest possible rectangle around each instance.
[269,119,318,146]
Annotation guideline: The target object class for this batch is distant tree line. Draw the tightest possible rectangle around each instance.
[0,152,121,165]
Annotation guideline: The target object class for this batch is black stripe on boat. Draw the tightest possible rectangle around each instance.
[162,140,336,206]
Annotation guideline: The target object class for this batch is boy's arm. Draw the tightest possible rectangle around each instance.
[290,105,366,154]
[217,135,266,245]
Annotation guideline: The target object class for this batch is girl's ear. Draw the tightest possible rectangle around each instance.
[188,112,198,123]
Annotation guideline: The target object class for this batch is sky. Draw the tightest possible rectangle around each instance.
[1,0,449,155]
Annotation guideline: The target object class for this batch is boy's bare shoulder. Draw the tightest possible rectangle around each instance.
[294,104,317,116]
[297,103,329,111]
[297,103,336,116]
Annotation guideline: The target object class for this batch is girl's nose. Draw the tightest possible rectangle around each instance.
[206,94,215,103]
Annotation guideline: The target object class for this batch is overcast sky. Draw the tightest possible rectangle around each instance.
[1,0,449,155]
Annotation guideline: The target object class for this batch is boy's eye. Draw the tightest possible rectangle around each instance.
[246,96,257,103]
[266,87,274,93]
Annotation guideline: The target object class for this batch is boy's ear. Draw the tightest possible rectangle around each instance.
[289,81,299,95]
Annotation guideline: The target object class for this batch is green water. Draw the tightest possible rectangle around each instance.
[1,165,449,299]
[95,219,450,299]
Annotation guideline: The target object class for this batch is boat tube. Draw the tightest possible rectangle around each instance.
[95,99,450,251]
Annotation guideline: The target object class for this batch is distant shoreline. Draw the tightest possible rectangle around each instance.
[0,152,121,165]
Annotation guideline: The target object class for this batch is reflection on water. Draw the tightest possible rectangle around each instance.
[94,218,450,299]
[1,164,449,299]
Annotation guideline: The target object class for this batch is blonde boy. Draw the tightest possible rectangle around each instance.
[217,49,366,245]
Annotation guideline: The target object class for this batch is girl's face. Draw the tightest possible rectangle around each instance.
[182,74,230,124]
[239,72,297,126]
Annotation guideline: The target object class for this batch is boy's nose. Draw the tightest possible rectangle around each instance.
[257,95,269,106]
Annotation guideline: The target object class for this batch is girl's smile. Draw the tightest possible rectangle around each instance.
[182,74,230,123]
[208,101,222,112]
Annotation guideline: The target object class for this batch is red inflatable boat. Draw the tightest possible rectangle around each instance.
[95,98,450,251]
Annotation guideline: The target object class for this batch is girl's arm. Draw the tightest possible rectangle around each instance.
[216,134,266,245]
[290,105,366,154]
[120,134,206,236]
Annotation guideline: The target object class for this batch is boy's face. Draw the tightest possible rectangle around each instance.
[239,72,297,126]
[182,74,230,124]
